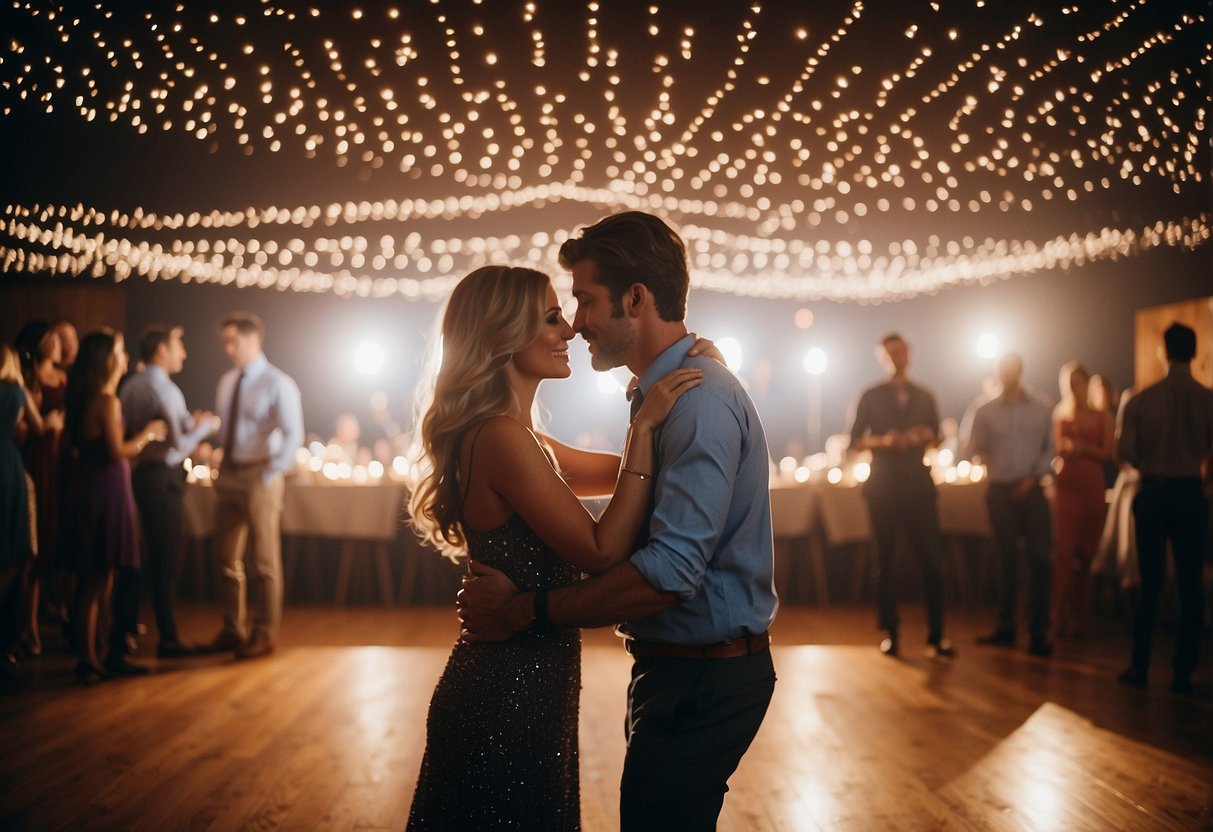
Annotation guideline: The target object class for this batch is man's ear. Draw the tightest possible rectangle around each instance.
[623,283,647,318]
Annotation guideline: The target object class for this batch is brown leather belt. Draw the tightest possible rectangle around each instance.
[623,630,770,660]
[225,459,269,469]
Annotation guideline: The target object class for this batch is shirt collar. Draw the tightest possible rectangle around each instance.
[634,334,695,399]
[240,352,269,380]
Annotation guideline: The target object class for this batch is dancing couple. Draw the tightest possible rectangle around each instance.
[406,211,779,831]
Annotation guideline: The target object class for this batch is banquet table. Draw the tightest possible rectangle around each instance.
[183,479,407,541]
[182,479,459,606]
[181,476,995,608]
[768,478,992,605]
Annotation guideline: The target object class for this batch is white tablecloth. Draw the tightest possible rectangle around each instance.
[184,480,408,542]
[769,479,991,546]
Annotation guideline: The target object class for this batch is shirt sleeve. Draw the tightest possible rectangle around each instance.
[158,383,188,454]
[1033,404,1055,477]
[963,402,986,460]
[215,375,232,452]
[924,390,941,439]
[848,391,871,447]
[174,386,216,458]
[267,372,304,477]
[629,387,743,601]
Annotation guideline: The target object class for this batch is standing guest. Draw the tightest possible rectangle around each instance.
[328,412,362,464]
[119,325,220,658]
[1090,373,1122,489]
[847,333,955,658]
[460,212,778,832]
[1,345,46,676]
[14,321,67,655]
[201,312,303,660]
[1116,323,1213,693]
[964,353,1055,657]
[62,330,166,682]
[1051,362,1114,638]
[52,320,79,372]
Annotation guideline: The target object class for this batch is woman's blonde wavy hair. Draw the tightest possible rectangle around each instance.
[408,265,552,560]
[1055,360,1090,420]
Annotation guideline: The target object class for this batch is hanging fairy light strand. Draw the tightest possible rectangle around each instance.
[0,0,1206,300]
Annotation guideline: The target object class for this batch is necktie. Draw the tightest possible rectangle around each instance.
[627,386,644,423]
[222,370,245,462]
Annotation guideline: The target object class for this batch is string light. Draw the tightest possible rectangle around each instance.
[0,1,1205,301]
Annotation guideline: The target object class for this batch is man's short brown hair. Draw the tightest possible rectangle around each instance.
[222,311,265,339]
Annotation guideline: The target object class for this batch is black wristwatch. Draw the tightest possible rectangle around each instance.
[532,587,557,636]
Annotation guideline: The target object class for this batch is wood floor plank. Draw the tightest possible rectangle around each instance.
[0,603,1208,830]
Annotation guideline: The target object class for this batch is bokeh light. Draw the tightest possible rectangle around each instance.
[0,1,1205,300]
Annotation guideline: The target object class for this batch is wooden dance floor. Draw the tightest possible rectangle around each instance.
[0,604,1209,830]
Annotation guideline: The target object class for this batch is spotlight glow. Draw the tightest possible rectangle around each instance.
[596,371,626,395]
[803,347,828,376]
[976,333,1000,359]
[717,337,743,372]
[353,340,385,375]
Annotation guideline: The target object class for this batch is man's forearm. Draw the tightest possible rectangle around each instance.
[546,561,678,631]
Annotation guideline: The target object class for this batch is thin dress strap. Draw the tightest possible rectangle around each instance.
[457,419,493,521]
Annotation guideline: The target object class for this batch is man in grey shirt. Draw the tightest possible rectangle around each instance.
[964,352,1055,657]
[121,325,220,657]
[1116,322,1213,693]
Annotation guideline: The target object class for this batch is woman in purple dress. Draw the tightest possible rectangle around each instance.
[62,330,166,682]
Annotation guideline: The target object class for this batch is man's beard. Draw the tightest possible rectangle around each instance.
[585,318,633,372]
[589,349,622,372]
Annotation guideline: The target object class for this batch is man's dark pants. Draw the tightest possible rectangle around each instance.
[1128,477,1207,680]
[985,482,1053,638]
[620,648,776,831]
[131,462,186,644]
[865,469,946,641]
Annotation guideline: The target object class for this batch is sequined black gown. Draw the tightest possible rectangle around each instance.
[406,514,583,831]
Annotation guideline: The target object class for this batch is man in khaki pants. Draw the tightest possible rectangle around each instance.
[201,311,304,660]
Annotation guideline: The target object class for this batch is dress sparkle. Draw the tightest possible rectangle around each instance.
[406,513,582,831]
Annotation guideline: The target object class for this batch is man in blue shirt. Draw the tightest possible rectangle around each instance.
[202,312,304,660]
[460,211,778,831]
[121,325,220,658]
[963,352,1055,657]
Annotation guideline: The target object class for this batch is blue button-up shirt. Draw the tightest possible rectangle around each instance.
[624,335,778,645]
[215,353,304,479]
[963,389,1054,483]
[120,365,217,467]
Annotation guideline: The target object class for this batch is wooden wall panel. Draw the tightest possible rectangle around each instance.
[0,279,127,344]
[1133,295,1213,390]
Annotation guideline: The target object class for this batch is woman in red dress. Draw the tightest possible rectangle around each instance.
[1051,362,1114,639]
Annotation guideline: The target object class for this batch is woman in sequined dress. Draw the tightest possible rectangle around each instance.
[405,266,701,831]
